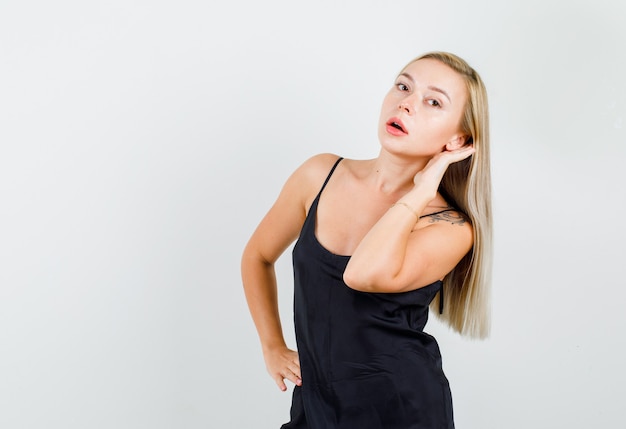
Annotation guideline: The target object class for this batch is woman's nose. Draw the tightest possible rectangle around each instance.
[398,100,411,114]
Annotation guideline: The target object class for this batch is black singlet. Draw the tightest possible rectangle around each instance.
[281,157,455,429]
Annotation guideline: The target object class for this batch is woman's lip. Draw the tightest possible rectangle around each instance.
[386,124,407,136]
[386,118,407,135]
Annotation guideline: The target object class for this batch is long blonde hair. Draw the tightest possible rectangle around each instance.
[409,52,493,339]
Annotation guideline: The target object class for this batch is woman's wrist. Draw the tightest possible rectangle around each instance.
[391,201,420,222]
[262,339,288,354]
[395,188,433,215]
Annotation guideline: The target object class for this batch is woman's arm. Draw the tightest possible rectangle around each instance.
[343,146,475,293]
[241,153,340,390]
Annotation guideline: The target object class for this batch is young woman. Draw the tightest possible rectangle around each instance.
[241,51,492,429]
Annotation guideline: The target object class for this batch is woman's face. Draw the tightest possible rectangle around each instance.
[378,58,469,157]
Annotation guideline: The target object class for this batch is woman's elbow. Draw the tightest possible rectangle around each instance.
[241,243,273,276]
[342,267,366,291]
[343,267,397,293]
[343,261,430,293]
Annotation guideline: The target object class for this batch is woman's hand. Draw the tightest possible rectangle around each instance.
[263,346,302,391]
[413,144,475,197]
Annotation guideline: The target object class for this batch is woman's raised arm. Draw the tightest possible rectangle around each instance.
[344,146,475,293]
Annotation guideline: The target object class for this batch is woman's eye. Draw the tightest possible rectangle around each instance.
[427,99,441,108]
[396,83,409,91]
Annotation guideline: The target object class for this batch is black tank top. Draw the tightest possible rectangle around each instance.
[282,157,455,429]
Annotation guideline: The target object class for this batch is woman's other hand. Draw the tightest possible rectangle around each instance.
[263,346,302,391]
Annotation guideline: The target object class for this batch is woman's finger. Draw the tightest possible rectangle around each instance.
[285,370,303,386]
[290,357,301,378]
[274,374,287,391]
[443,144,475,163]
[273,369,302,391]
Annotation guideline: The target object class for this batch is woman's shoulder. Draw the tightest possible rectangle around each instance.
[289,153,344,185]
[275,153,344,205]
[300,152,344,171]
[288,155,377,197]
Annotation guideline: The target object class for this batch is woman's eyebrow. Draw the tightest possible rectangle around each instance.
[427,85,451,103]
[398,72,414,83]
[398,73,451,103]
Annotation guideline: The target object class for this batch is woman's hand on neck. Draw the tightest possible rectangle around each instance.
[368,149,432,195]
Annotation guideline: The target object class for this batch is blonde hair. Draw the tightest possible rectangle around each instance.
[408,52,493,339]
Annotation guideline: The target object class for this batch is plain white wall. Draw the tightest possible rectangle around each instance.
[1,0,625,428]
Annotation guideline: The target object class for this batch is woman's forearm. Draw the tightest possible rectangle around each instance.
[343,186,432,292]
[241,250,287,352]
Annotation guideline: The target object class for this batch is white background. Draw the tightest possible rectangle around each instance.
[1,1,625,428]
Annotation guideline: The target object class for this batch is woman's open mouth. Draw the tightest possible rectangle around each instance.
[386,118,407,135]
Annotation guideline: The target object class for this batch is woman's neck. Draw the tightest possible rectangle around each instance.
[366,150,430,196]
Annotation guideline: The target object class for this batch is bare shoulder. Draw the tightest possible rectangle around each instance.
[244,153,344,263]
[296,153,344,180]
[286,153,344,199]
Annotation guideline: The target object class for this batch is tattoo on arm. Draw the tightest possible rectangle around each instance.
[424,211,467,226]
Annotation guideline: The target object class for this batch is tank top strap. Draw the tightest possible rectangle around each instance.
[318,157,344,195]
[419,208,457,219]
[439,283,444,314]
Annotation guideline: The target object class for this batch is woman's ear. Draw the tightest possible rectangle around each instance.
[446,134,468,151]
